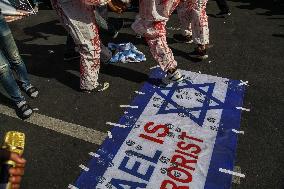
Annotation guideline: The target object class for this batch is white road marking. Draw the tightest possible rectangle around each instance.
[79,164,89,172]
[219,168,245,178]
[0,104,107,145]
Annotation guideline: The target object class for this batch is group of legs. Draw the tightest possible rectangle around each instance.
[51,0,210,89]
[0,0,211,119]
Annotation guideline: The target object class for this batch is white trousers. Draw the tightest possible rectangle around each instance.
[177,0,209,45]
[51,0,110,90]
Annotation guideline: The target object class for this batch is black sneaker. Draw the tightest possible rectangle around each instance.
[82,82,110,93]
[173,34,193,43]
[160,69,184,88]
[215,11,231,18]
[64,51,80,61]
[188,47,208,60]
[16,101,33,119]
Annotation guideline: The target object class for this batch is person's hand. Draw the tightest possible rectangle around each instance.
[0,149,26,189]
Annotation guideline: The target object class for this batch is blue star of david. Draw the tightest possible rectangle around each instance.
[153,80,229,126]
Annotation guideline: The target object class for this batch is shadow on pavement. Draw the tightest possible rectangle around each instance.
[272,34,284,38]
[0,92,13,107]
[22,20,66,42]
[101,64,149,83]
[232,0,284,15]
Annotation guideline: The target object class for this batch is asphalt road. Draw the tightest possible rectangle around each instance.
[0,0,283,189]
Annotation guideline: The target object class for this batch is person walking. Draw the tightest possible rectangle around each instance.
[0,12,39,119]
[50,0,110,93]
[173,0,210,60]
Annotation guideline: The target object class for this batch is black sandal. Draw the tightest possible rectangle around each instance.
[16,102,33,119]
[25,86,39,99]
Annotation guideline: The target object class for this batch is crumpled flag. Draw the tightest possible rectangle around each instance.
[108,42,146,63]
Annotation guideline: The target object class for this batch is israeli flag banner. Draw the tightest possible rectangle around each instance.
[74,69,246,189]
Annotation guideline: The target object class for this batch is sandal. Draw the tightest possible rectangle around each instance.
[16,101,33,119]
[25,86,39,99]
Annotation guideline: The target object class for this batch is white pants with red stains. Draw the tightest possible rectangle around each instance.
[132,0,180,72]
[177,0,209,45]
[51,0,109,90]
[132,0,209,72]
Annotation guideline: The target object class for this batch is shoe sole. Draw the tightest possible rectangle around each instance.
[22,112,33,120]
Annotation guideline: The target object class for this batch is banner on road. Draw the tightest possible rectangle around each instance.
[74,69,245,189]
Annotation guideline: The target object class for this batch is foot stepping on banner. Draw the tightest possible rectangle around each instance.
[73,68,246,189]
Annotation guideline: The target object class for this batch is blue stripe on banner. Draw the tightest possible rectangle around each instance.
[75,69,164,188]
[204,80,245,189]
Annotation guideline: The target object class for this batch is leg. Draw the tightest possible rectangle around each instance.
[177,2,192,37]
[0,50,25,104]
[132,1,184,86]
[0,50,33,118]
[188,0,209,59]
[144,21,177,72]
[189,0,209,46]
[51,0,102,90]
[0,15,32,91]
[131,0,179,72]
[64,34,80,61]
[100,43,112,63]
[173,1,194,43]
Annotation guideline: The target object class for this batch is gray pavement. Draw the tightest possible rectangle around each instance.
[0,0,283,188]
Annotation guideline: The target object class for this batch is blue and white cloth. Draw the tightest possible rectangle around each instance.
[108,42,146,63]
